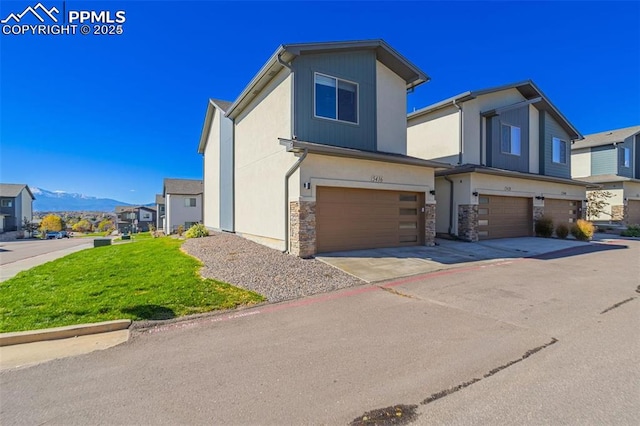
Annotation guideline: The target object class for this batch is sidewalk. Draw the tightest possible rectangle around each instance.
[0,242,92,281]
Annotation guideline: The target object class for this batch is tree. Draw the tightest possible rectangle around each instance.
[40,214,64,232]
[22,217,39,235]
[97,219,114,232]
[72,219,93,233]
[586,190,614,220]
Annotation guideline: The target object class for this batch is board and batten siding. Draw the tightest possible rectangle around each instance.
[618,135,634,178]
[539,111,572,179]
[293,50,377,151]
[486,105,530,173]
[590,145,617,176]
[635,134,640,179]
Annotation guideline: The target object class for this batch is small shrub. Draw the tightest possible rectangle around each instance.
[185,223,209,239]
[621,224,640,237]
[176,225,184,236]
[535,216,554,238]
[571,219,594,241]
[555,223,569,239]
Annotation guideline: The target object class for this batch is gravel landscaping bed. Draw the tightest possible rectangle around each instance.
[182,232,364,302]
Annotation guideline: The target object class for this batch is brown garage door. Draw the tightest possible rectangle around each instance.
[544,199,582,225]
[316,187,425,253]
[477,195,532,240]
[628,200,640,225]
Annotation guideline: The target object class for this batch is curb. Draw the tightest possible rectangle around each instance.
[0,319,131,347]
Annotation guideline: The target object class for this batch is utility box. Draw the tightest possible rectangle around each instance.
[122,235,131,240]
[94,238,111,248]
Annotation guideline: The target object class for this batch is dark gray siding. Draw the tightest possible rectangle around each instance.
[486,106,529,172]
[590,145,617,175]
[635,135,640,179]
[220,116,234,232]
[293,50,376,151]
[618,135,634,178]
[0,197,17,231]
[540,111,572,179]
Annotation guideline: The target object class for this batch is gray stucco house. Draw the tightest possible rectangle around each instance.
[0,183,35,233]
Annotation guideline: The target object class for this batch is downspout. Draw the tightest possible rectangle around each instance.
[444,176,455,236]
[453,99,463,165]
[284,149,308,253]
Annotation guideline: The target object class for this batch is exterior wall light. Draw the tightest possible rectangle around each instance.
[472,191,479,197]
[535,196,545,200]
[429,190,436,195]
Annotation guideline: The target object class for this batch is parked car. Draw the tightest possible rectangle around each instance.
[46,231,69,239]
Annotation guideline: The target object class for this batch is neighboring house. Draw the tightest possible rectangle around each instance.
[199,40,449,257]
[571,125,640,224]
[163,178,203,234]
[155,194,165,231]
[0,183,35,233]
[407,80,587,241]
[115,205,157,233]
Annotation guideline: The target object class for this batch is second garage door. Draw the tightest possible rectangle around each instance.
[315,187,425,253]
[544,198,582,225]
[628,200,640,225]
[477,195,532,239]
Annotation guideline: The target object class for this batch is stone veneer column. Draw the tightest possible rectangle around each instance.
[458,204,479,242]
[611,205,624,222]
[289,200,316,258]
[424,204,436,246]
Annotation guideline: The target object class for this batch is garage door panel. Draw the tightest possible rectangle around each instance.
[477,195,532,240]
[544,199,581,225]
[628,200,640,225]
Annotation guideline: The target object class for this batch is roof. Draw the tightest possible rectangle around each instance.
[0,183,35,200]
[115,205,157,213]
[436,165,593,187]
[279,139,452,170]
[571,125,640,150]
[155,194,165,204]
[408,80,582,140]
[226,39,429,119]
[163,178,203,196]
[575,174,640,184]
[197,99,234,154]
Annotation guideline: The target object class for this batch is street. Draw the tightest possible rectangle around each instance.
[1,239,638,425]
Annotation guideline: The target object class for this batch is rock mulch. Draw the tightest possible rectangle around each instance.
[182,232,364,303]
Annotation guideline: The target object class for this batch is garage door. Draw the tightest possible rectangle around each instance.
[628,200,640,225]
[477,195,532,240]
[544,199,582,225]
[316,187,425,253]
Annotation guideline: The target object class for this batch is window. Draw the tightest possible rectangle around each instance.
[184,198,196,207]
[0,199,12,207]
[141,211,152,221]
[501,124,521,155]
[185,222,197,228]
[314,73,358,124]
[621,147,630,168]
[552,137,567,164]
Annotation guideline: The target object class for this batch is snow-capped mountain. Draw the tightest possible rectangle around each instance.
[31,187,136,212]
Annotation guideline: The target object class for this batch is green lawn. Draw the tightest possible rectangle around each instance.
[0,238,265,333]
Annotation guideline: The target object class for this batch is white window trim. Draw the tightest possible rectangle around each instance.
[621,147,631,168]
[500,122,521,156]
[313,72,360,125]
[552,137,567,164]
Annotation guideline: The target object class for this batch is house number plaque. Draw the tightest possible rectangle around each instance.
[371,175,384,183]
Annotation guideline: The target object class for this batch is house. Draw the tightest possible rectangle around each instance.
[0,183,35,233]
[155,194,165,231]
[115,205,157,233]
[162,178,203,234]
[407,80,587,241]
[571,125,640,224]
[199,40,450,257]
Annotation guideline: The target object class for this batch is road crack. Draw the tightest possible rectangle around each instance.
[377,286,421,300]
[600,297,636,314]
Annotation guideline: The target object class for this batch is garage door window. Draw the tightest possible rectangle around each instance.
[400,194,417,202]
[400,208,417,215]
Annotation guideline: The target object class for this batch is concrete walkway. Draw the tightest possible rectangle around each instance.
[316,237,603,282]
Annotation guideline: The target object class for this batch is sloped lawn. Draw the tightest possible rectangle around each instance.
[0,238,264,333]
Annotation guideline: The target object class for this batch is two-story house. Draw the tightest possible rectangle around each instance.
[155,194,165,231]
[199,40,450,257]
[115,205,157,233]
[163,178,203,234]
[571,125,640,224]
[0,183,35,233]
[407,80,587,241]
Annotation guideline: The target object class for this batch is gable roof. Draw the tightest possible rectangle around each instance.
[115,205,156,213]
[197,98,233,154]
[408,80,582,141]
[163,178,203,196]
[226,39,429,119]
[155,193,165,204]
[575,174,640,184]
[436,165,594,187]
[571,125,640,150]
[0,183,35,200]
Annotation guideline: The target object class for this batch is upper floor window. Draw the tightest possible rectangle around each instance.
[620,147,630,168]
[314,73,358,124]
[552,137,567,164]
[184,198,197,207]
[501,123,521,156]
[0,199,12,207]
[141,211,152,221]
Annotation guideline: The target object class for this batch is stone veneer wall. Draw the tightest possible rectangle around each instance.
[289,201,316,258]
[533,205,544,235]
[611,205,624,221]
[424,204,436,246]
[458,204,478,242]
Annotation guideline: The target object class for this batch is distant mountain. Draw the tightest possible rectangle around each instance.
[31,187,143,212]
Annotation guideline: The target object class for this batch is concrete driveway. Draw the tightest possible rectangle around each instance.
[316,236,616,282]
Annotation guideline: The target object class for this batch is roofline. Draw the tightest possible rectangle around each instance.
[571,126,640,150]
[0,184,35,200]
[436,165,592,187]
[279,139,452,170]
[198,99,231,154]
[226,40,430,120]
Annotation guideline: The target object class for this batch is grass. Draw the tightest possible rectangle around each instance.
[0,238,265,333]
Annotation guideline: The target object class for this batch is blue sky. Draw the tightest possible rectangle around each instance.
[1,1,639,204]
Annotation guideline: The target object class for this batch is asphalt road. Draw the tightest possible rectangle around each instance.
[1,239,638,425]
